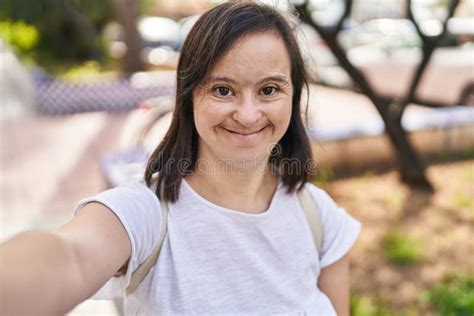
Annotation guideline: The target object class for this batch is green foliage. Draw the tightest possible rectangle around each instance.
[139,0,157,14]
[421,273,474,316]
[0,0,114,66]
[0,20,39,53]
[60,60,103,82]
[350,294,391,316]
[382,230,424,265]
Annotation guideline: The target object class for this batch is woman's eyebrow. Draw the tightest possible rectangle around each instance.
[204,75,289,86]
[257,75,289,85]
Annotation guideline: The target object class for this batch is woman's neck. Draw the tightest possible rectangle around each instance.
[185,159,279,213]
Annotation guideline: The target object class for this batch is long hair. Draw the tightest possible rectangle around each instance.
[145,1,315,202]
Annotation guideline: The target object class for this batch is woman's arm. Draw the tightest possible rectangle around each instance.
[318,254,350,316]
[0,202,131,315]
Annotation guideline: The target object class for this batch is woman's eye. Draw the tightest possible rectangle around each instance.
[214,86,232,97]
[261,86,278,96]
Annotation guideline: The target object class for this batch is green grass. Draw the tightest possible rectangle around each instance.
[462,165,473,183]
[382,191,406,210]
[362,170,376,178]
[382,230,424,265]
[351,293,423,316]
[462,147,474,160]
[350,294,391,316]
[313,167,335,187]
[453,193,473,211]
[421,273,474,316]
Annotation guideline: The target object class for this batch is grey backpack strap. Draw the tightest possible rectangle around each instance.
[297,187,323,254]
[125,189,169,296]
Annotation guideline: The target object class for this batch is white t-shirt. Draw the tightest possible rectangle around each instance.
[75,179,361,315]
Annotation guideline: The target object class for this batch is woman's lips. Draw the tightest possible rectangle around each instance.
[224,126,267,136]
[222,126,268,140]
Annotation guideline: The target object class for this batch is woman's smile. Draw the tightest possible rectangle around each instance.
[221,125,269,141]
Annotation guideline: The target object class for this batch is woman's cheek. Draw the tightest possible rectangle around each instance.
[198,103,230,130]
[273,100,292,124]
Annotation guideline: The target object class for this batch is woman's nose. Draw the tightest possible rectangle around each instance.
[231,96,262,127]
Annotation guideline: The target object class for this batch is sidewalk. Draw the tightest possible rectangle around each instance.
[0,112,129,238]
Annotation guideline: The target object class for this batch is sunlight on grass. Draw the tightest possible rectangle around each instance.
[351,293,422,316]
[350,294,391,316]
[382,191,406,210]
[420,273,474,316]
[382,230,424,265]
[313,167,335,187]
[452,193,473,211]
[351,294,376,316]
[462,164,473,183]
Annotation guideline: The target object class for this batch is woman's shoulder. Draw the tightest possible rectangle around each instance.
[118,179,157,194]
[103,179,159,201]
[300,181,360,232]
[302,182,339,210]
[74,179,163,222]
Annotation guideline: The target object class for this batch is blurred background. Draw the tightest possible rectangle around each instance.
[0,0,473,315]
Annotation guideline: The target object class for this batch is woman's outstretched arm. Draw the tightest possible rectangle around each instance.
[318,254,350,316]
[0,202,131,315]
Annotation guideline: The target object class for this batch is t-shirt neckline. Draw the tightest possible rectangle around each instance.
[181,178,283,218]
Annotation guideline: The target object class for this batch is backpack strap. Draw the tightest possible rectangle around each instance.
[297,187,323,253]
[125,193,169,296]
[124,185,322,296]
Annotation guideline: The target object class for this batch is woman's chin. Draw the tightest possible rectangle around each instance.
[213,151,270,172]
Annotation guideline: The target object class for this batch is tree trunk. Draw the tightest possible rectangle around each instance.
[113,0,145,73]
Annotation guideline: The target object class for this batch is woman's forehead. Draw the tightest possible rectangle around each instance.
[204,31,291,86]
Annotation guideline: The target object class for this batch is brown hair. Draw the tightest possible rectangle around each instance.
[145,1,315,202]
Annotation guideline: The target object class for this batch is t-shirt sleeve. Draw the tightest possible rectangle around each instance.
[73,180,163,298]
[306,183,361,269]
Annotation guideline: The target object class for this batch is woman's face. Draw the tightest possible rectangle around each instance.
[192,31,293,168]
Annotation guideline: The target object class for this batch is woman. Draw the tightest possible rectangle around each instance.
[0,2,360,315]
